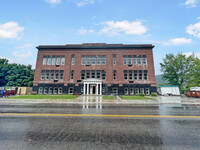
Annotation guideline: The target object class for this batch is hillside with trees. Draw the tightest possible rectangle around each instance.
[0,58,34,87]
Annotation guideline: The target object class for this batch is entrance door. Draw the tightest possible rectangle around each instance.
[90,85,96,95]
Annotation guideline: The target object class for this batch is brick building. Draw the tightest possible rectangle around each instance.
[32,43,156,95]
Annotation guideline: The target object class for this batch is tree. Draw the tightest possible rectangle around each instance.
[160,53,196,89]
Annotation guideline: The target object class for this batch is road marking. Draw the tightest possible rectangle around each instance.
[0,113,200,118]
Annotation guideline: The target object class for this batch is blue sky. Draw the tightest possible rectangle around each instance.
[0,0,200,75]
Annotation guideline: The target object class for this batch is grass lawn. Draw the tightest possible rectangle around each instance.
[7,95,77,99]
[120,95,153,100]
[103,96,115,100]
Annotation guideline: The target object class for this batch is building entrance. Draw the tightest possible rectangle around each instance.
[83,78,102,95]
[90,85,96,95]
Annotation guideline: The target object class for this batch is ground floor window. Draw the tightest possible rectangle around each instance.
[68,87,74,94]
[135,88,139,95]
[38,87,43,94]
[140,88,144,94]
[145,88,150,95]
[49,87,53,94]
[58,87,63,94]
[44,87,48,94]
[124,88,128,95]
[130,88,134,95]
[53,87,58,94]
[112,88,118,94]
[102,87,105,93]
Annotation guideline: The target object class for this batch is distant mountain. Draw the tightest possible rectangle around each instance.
[155,74,168,85]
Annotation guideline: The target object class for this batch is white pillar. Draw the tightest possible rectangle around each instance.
[87,83,89,95]
[96,83,99,95]
[100,83,102,95]
[83,83,86,95]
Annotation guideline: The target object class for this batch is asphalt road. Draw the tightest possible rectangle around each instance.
[0,103,200,150]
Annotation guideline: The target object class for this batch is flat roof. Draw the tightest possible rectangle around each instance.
[158,85,179,87]
[37,43,154,50]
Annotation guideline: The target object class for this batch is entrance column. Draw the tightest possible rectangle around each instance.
[100,83,102,95]
[83,83,86,95]
[96,83,99,95]
[87,83,89,95]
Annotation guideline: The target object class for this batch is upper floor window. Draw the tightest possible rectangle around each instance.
[86,56,91,65]
[143,55,147,65]
[91,70,95,78]
[70,70,74,80]
[86,70,90,79]
[92,56,96,65]
[133,55,137,65]
[81,56,86,65]
[52,56,56,65]
[97,56,101,65]
[81,70,85,80]
[123,55,127,65]
[42,56,47,65]
[128,55,132,65]
[50,70,54,80]
[56,56,60,65]
[113,70,116,80]
[47,56,51,65]
[102,55,106,65]
[60,70,64,80]
[124,70,128,80]
[71,55,75,65]
[134,70,138,80]
[139,70,143,80]
[129,70,133,80]
[102,70,106,80]
[144,70,148,80]
[113,55,116,65]
[61,56,65,65]
[96,70,101,79]
[46,70,50,80]
[138,55,142,65]
[41,70,45,80]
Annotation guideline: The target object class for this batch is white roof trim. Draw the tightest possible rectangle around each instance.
[83,78,103,82]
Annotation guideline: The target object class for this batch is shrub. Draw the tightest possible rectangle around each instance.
[151,93,157,96]
[139,93,145,96]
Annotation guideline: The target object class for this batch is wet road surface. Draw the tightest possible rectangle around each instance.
[0,102,200,150]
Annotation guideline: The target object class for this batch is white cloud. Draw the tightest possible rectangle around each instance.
[76,0,94,7]
[12,51,32,58]
[186,22,200,38]
[184,0,197,7]
[45,0,61,4]
[197,16,200,20]
[16,43,34,49]
[100,20,147,36]
[0,22,24,39]
[164,37,192,46]
[0,56,21,63]
[183,52,200,58]
[78,28,94,34]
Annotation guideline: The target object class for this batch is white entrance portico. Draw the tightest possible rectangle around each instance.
[83,79,102,95]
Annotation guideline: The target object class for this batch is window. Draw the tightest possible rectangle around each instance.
[92,56,96,65]
[133,55,137,65]
[52,56,56,65]
[143,55,147,65]
[134,70,138,80]
[86,70,90,79]
[68,87,74,94]
[91,70,95,78]
[113,55,116,65]
[96,70,101,79]
[42,56,47,65]
[38,87,43,94]
[71,55,75,65]
[129,70,133,80]
[47,56,51,65]
[49,87,53,94]
[81,70,85,80]
[123,55,127,64]
[61,56,65,65]
[102,70,106,80]
[56,56,60,65]
[46,70,50,80]
[58,87,62,94]
[60,70,64,80]
[50,70,54,80]
[55,70,59,80]
[112,88,118,94]
[128,55,132,65]
[86,56,90,65]
[144,70,148,80]
[97,56,101,65]
[44,87,48,94]
[124,70,128,80]
[145,88,150,95]
[138,55,141,65]
[139,70,143,80]
[41,70,45,80]
[53,87,58,94]
[102,55,106,65]
[113,70,116,80]
[124,88,128,95]
[130,88,134,95]
[140,88,144,94]
[81,56,86,65]
[70,70,74,80]
[135,88,139,95]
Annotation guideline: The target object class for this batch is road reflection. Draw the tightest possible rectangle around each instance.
[82,96,102,109]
